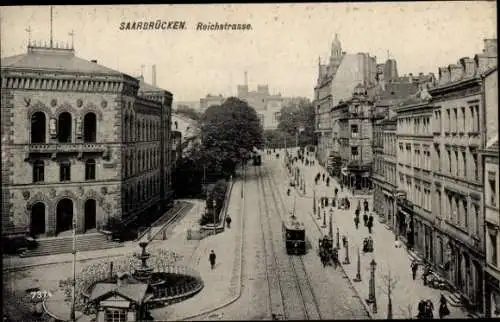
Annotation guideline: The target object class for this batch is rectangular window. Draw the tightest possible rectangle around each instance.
[446,109,450,132]
[85,160,96,181]
[474,105,480,133]
[351,124,359,138]
[105,310,126,322]
[472,152,478,180]
[469,106,475,132]
[351,146,359,161]
[453,108,458,133]
[460,107,465,132]
[60,161,71,182]
[462,151,467,178]
[447,150,452,173]
[489,230,498,266]
[489,176,497,206]
[32,161,45,183]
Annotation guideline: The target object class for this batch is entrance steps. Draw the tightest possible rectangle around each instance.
[444,292,463,307]
[19,232,123,257]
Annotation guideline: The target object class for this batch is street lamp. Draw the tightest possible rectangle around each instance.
[213,199,217,236]
[328,208,333,238]
[343,234,350,265]
[353,247,362,282]
[70,213,77,321]
[366,259,378,313]
[313,187,316,216]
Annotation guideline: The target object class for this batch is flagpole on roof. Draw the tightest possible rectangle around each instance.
[50,6,54,48]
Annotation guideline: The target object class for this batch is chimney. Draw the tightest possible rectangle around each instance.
[90,59,97,63]
[460,57,476,77]
[152,64,157,86]
[438,67,450,85]
[449,64,463,82]
[244,71,248,86]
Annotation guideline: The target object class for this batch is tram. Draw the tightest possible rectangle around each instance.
[282,214,306,255]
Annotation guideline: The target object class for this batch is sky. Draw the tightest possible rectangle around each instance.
[0,3,496,103]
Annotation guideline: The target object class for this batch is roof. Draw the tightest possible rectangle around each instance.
[1,46,123,76]
[486,135,499,150]
[89,282,148,304]
[483,66,498,78]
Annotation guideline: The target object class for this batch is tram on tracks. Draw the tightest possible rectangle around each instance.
[282,214,306,255]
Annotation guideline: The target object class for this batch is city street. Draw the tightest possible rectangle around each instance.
[275,150,470,319]
[193,153,370,320]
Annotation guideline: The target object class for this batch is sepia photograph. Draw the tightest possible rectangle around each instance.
[1,2,497,321]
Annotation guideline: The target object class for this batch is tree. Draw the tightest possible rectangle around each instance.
[277,97,316,147]
[381,270,399,319]
[200,97,263,176]
[176,105,201,121]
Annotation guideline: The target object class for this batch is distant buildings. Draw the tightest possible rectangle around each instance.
[199,94,225,112]
[1,44,174,240]
[173,101,201,112]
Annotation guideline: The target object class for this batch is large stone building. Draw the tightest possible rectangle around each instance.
[427,39,497,313]
[199,94,225,112]
[481,67,499,317]
[236,72,283,130]
[314,34,385,167]
[1,44,173,239]
[394,89,434,258]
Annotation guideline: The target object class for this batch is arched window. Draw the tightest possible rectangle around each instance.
[58,112,72,143]
[31,112,46,143]
[124,114,129,142]
[85,159,96,180]
[32,160,45,183]
[83,112,97,142]
[59,159,71,181]
[137,120,141,141]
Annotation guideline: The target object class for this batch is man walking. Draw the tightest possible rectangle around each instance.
[209,250,216,270]
[225,215,232,229]
[354,215,360,230]
[411,260,419,280]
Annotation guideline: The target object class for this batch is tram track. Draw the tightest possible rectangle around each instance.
[257,165,323,320]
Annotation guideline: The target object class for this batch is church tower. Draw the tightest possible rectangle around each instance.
[328,33,343,77]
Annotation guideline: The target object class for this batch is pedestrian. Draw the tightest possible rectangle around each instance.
[355,208,360,216]
[418,300,426,319]
[209,250,216,269]
[325,197,329,207]
[225,215,232,229]
[322,173,325,182]
[411,260,419,280]
[426,299,435,319]
[331,197,336,208]
[334,187,338,197]
[368,214,374,225]
[354,216,360,229]
[363,213,368,226]
[367,219,373,234]
[364,199,369,213]
[340,183,344,192]
[439,294,450,319]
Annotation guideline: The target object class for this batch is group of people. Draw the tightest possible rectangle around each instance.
[417,295,450,319]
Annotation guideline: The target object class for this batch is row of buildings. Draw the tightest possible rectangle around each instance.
[313,35,498,316]
[1,43,180,240]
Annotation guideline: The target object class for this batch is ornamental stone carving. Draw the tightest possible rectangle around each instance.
[78,186,85,196]
[77,99,83,108]
[101,187,108,195]
[50,188,57,198]
[24,97,31,107]
[101,100,108,108]
[51,99,57,107]
[22,191,30,200]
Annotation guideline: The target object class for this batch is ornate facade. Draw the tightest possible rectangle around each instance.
[1,45,173,238]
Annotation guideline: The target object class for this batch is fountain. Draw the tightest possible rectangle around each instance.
[44,242,204,321]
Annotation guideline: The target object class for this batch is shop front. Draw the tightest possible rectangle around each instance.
[396,194,415,249]
[486,271,500,318]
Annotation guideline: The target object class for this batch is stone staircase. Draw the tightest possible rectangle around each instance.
[444,292,463,307]
[19,232,123,257]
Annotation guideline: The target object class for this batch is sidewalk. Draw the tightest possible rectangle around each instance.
[150,178,244,321]
[276,156,469,319]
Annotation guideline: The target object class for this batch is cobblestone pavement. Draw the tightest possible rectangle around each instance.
[280,151,470,319]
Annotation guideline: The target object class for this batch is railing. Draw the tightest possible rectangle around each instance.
[28,143,106,153]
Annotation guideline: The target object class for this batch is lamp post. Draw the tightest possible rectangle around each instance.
[353,247,362,282]
[70,213,77,321]
[328,208,333,238]
[336,227,340,249]
[366,259,378,313]
[241,159,244,198]
[387,270,393,320]
[213,199,217,236]
[322,210,327,228]
[343,235,350,265]
[313,187,316,216]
